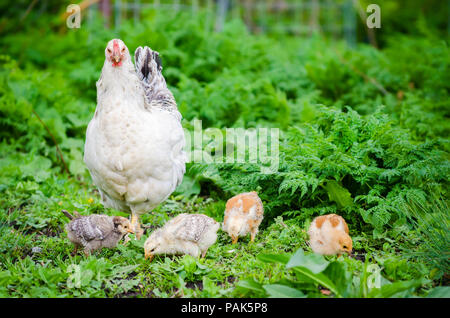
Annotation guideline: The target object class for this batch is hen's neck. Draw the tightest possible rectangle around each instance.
[96,60,144,113]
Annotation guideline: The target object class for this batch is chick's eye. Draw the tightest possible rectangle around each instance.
[343,245,347,249]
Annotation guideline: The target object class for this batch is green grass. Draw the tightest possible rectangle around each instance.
[0,175,442,297]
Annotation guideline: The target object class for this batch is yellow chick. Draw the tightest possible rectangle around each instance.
[144,213,220,261]
[307,214,352,256]
[222,191,264,244]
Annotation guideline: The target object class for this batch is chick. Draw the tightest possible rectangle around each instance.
[144,213,220,261]
[222,191,264,244]
[63,210,133,256]
[307,214,352,256]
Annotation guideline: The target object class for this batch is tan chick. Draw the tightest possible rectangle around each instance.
[307,214,352,256]
[222,191,264,244]
[63,210,133,256]
[144,213,220,261]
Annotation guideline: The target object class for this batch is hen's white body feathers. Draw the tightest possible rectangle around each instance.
[84,42,186,221]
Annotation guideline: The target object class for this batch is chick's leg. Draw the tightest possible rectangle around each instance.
[71,245,79,257]
[250,230,257,243]
[130,213,144,240]
[83,248,91,258]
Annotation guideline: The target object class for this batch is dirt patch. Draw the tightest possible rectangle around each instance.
[39,227,63,237]
[186,280,203,291]
[113,291,144,298]
[351,251,366,262]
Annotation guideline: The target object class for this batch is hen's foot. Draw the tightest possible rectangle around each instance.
[130,214,144,240]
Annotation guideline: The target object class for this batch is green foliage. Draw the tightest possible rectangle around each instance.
[401,195,450,278]
[237,248,429,298]
[192,106,448,234]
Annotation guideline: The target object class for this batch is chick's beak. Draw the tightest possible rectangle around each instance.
[144,251,154,261]
[127,228,134,233]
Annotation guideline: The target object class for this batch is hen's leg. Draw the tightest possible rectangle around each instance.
[130,213,144,240]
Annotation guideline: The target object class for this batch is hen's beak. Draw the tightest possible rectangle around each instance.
[231,236,238,244]
[144,251,154,261]
[113,55,121,63]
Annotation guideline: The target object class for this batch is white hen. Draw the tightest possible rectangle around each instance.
[84,39,186,239]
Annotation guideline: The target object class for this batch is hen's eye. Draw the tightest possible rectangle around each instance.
[121,47,125,52]
[107,48,112,53]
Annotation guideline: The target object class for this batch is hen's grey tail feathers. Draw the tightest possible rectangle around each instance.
[134,46,162,83]
[134,45,180,117]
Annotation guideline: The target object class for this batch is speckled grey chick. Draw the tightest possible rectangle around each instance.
[144,213,220,261]
[63,210,133,256]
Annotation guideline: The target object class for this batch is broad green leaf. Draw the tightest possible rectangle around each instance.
[368,278,427,298]
[426,286,450,298]
[323,262,352,297]
[291,266,341,298]
[257,253,290,264]
[263,284,306,298]
[323,179,353,208]
[236,278,265,294]
[286,248,329,274]
[69,148,86,175]
[174,175,201,197]
[21,156,52,182]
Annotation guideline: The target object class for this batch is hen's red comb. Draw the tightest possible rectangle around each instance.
[113,40,119,51]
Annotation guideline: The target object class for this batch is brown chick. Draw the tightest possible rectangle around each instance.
[63,210,133,256]
[222,191,264,244]
[307,214,352,256]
